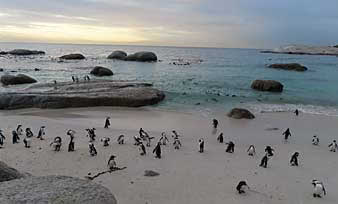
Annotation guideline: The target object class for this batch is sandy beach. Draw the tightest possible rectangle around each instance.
[0,107,338,204]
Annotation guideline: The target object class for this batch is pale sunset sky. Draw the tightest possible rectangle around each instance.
[0,0,338,48]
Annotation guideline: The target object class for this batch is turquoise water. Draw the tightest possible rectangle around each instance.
[1,42,338,115]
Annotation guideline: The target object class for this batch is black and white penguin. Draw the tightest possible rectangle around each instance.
[225,141,235,153]
[259,153,269,168]
[312,135,319,146]
[50,137,62,151]
[139,142,146,156]
[89,142,97,156]
[0,129,6,147]
[25,128,33,138]
[159,132,169,145]
[117,135,124,144]
[104,117,110,128]
[107,155,117,171]
[153,142,162,159]
[134,135,142,145]
[199,139,204,153]
[72,76,75,82]
[173,137,182,149]
[290,152,299,166]
[294,109,299,116]
[212,119,219,129]
[172,130,180,138]
[101,137,110,146]
[282,128,292,142]
[37,126,45,140]
[328,140,338,152]
[217,133,224,143]
[23,136,31,148]
[265,146,274,157]
[16,125,23,136]
[67,130,76,152]
[139,128,147,139]
[12,130,20,144]
[247,145,256,156]
[236,181,249,194]
[86,128,96,142]
[312,180,326,198]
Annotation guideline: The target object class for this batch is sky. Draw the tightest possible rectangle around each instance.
[0,0,338,48]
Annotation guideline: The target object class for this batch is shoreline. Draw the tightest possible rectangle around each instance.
[1,107,338,203]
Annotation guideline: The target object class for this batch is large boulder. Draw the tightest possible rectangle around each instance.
[0,49,45,56]
[107,50,127,60]
[60,53,85,60]
[268,63,308,71]
[227,108,255,119]
[0,80,165,109]
[0,161,26,182]
[125,52,157,62]
[0,175,117,204]
[1,74,37,85]
[90,66,114,77]
[251,80,284,92]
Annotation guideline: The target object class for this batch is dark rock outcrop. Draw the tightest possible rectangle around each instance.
[0,80,165,109]
[1,74,37,86]
[251,80,284,92]
[144,170,160,177]
[227,108,255,119]
[60,53,85,60]
[125,52,157,62]
[90,66,114,77]
[0,175,117,204]
[0,161,26,182]
[268,63,308,71]
[0,49,45,56]
[107,50,127,60]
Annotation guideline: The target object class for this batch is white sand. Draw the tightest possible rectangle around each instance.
[0,107,338,204]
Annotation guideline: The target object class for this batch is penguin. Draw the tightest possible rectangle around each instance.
[139,128,147,139]
[107,155,117,171]
[139,142,146,156]
[153,142,162,159]
[312,180,326,198]
[89,142,97,156]
[117,135,124,144]
[16,125,23,136]
[290,152,299,166]
[172,130,180,138]
[159,132,169,145]
[0,129,6,147]
[134,135,142,145]
[265,146,274,157]
[104,117,110,128]
[50,137,62,151]
[328,140,338,152]
[259,153,269,168]
[217,133,224,143]
[212,119,218,129]
[282,128,291,142]
[72,76,75,82]
[199,139,204,153]
[173,137,182,149]
[225,141,235,153]
[86,128,96,142]
[236,181,249,194]
[25,128,33,138]
[86,75,90,81]
[312,135,319,146]
[101,137,110,146]
[23,136,31,148]
[247,145,256,156]
[12,130,20,144]
[67,130,76,152]
[37,126,45,140]
[294,109,299,116]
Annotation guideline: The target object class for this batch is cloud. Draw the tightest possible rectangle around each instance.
[0,0,338,48]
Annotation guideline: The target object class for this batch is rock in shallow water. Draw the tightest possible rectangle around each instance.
[0,74,37,85]
[107,50,127,60]
[251,80,284,92]
[268,63,308,71]
[60,53,85,60]
[0,49,45,56]
[0,175,117,204]
[227,108,255,119]
[90,66,114,76]
[125,52,157,62]
[0,80,165,109]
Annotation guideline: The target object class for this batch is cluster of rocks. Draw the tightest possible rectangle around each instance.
[0,49,45,56]
[108,51,157,62]
[0,80,165,109]
[261,45,338,56]
[0,161,117,204]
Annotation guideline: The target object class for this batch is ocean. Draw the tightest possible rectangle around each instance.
[1,42,338,116]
